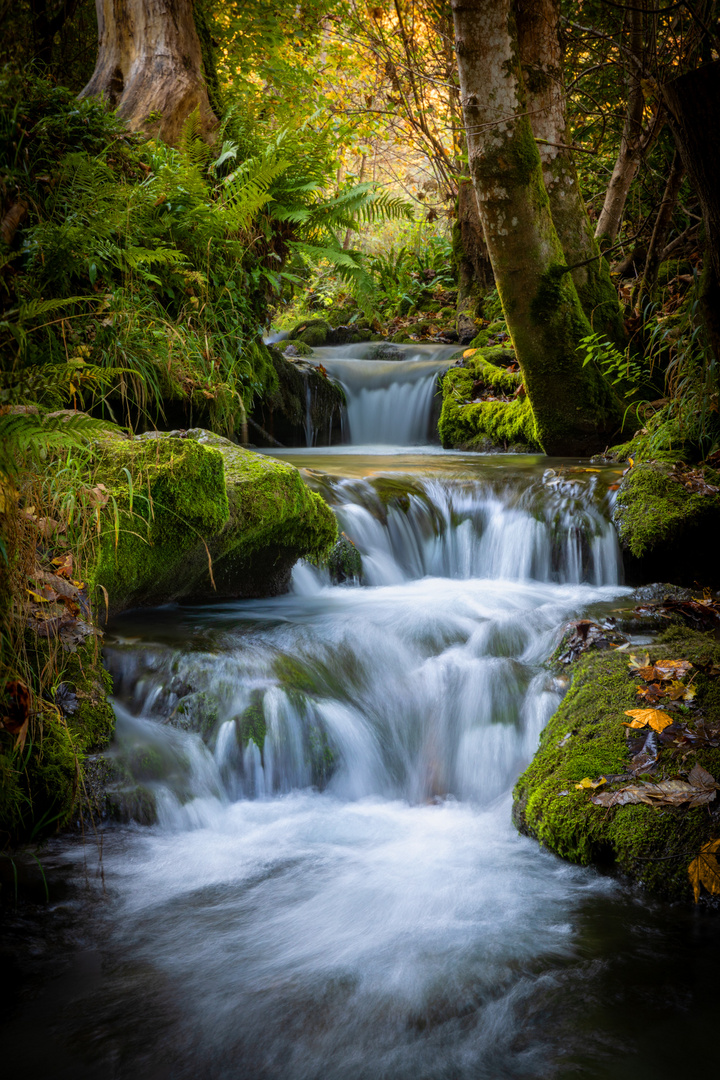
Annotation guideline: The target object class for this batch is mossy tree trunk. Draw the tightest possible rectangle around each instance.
[450,0,621,454]
[79,0,217,146]
[515,0,625,346]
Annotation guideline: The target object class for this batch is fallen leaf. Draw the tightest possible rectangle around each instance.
[463,348,478,358]
[628,653,651,672]
[575,776,607,790]
[52,553,74,578]
[624,708,674,732]
[637,683,664,703]
[688,839,720,903]
[654,659,693,679]
[687,764,720,790]
[667,679,696,701]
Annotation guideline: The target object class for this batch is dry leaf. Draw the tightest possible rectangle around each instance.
[637,683,664,703]
[624,708,674,732]
[688,839,720,903]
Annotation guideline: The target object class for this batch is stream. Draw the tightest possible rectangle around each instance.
[3,347,720,1079]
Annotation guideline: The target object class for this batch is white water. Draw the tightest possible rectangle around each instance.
[314,343,457,445]
[20,454,653,1079]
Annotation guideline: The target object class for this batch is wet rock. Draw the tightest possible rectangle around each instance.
[554,619,628,664]
[366,342,404,361]
[252,347,345,447]
[328,533,362,584]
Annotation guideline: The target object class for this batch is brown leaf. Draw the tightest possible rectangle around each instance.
[687,764,719,790]
[688,839,720,903]
[654,659,693,679]
[624,708,674,732]
[1,679,31,751]
[636,682,664,703]
[51,552,73,578]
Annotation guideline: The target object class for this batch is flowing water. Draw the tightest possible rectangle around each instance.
[3,356,720,1080]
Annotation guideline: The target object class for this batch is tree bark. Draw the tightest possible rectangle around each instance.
[515,0,625,345]
[662,60,720,363]
[594,2,662,244]
[450,0,620,455]
[79,0,217,146]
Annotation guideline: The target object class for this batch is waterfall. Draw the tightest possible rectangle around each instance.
[103,468,623,813]
[314,343,458,445]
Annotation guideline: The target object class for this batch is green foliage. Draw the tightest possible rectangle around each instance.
[578,332,646,389]
[0,72,411,437]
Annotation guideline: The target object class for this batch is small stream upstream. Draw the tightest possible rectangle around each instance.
[3,347,720,1079]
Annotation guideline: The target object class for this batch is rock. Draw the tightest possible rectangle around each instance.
[513,627,720,903]
[457,313,479,344]
[613,461,720,586]
[328,533,362,583]
[89,430,337,615]
[366,343,405,361]
[289,318,331,348]
[284,340,314,357]
[252,347,345,447]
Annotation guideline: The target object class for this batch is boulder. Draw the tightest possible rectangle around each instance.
[513,627,720,904]
[613,461,720,586]
[89,430,337,615]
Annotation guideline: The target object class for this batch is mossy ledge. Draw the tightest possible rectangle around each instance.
[90,429,337,616]
[513,628,720,902]
[437,349,540,451]
[612,461,720,586]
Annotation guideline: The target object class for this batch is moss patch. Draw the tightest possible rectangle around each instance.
[612,461,720,585]
[438,350,538,451]
[513,628,720,901]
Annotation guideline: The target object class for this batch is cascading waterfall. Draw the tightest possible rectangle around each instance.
[13,434,711,1080]
[314,342,457,445]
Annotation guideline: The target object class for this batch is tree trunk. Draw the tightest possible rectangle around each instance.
[637,150,684,303]
[594,2,662,244]
[662,60,720,363]
[515,0,625,345]
[450,0,620,455]
[454,179,494,341]
[79,0,217,146]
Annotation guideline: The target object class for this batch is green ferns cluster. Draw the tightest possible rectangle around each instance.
[0,73,410,437]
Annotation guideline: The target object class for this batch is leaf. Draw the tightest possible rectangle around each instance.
[628,652,650,672]
[636,683,664,703]
[654,659,693,679]
[667,679,696,701]
[52,553,74,578]
[463,348,478,358]
[27,584,58,603]
[687,764,720,790]
[624,708,674,732]
[592,778,716,809]
[575,776,607,790]
[688,839,720,903]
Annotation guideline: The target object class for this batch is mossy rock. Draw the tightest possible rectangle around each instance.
[255,348,344,446]
[284,340,314,358]
[328,533,362,583]
[437,352,538,451]
[513,628,720,903]
[89,430,337,615]
[390,332,414,344]
[288,319,331,348]
[612,461,720,586]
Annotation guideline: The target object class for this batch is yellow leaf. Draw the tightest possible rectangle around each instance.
[575,776,607,790]
[688,839,720,903]
[623,708,673,732]
[462,348,477,358]
[628,653,650,672]
[26,588,50,603]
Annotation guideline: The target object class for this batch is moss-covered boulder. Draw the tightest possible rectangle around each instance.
[438,351,539,451]
[613,461,720,586]
[513,628,720,903]
[90,430,337,615]
[289,319,332,348]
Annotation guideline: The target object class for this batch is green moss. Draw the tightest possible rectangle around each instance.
[89,432,337,614]
[613,461,720,560]
[513,630,720,901]
[289,319,330,348]
[0,633,116,845]
[239,691,267,750]
[328,534,362,583]
[438,350,537,450]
